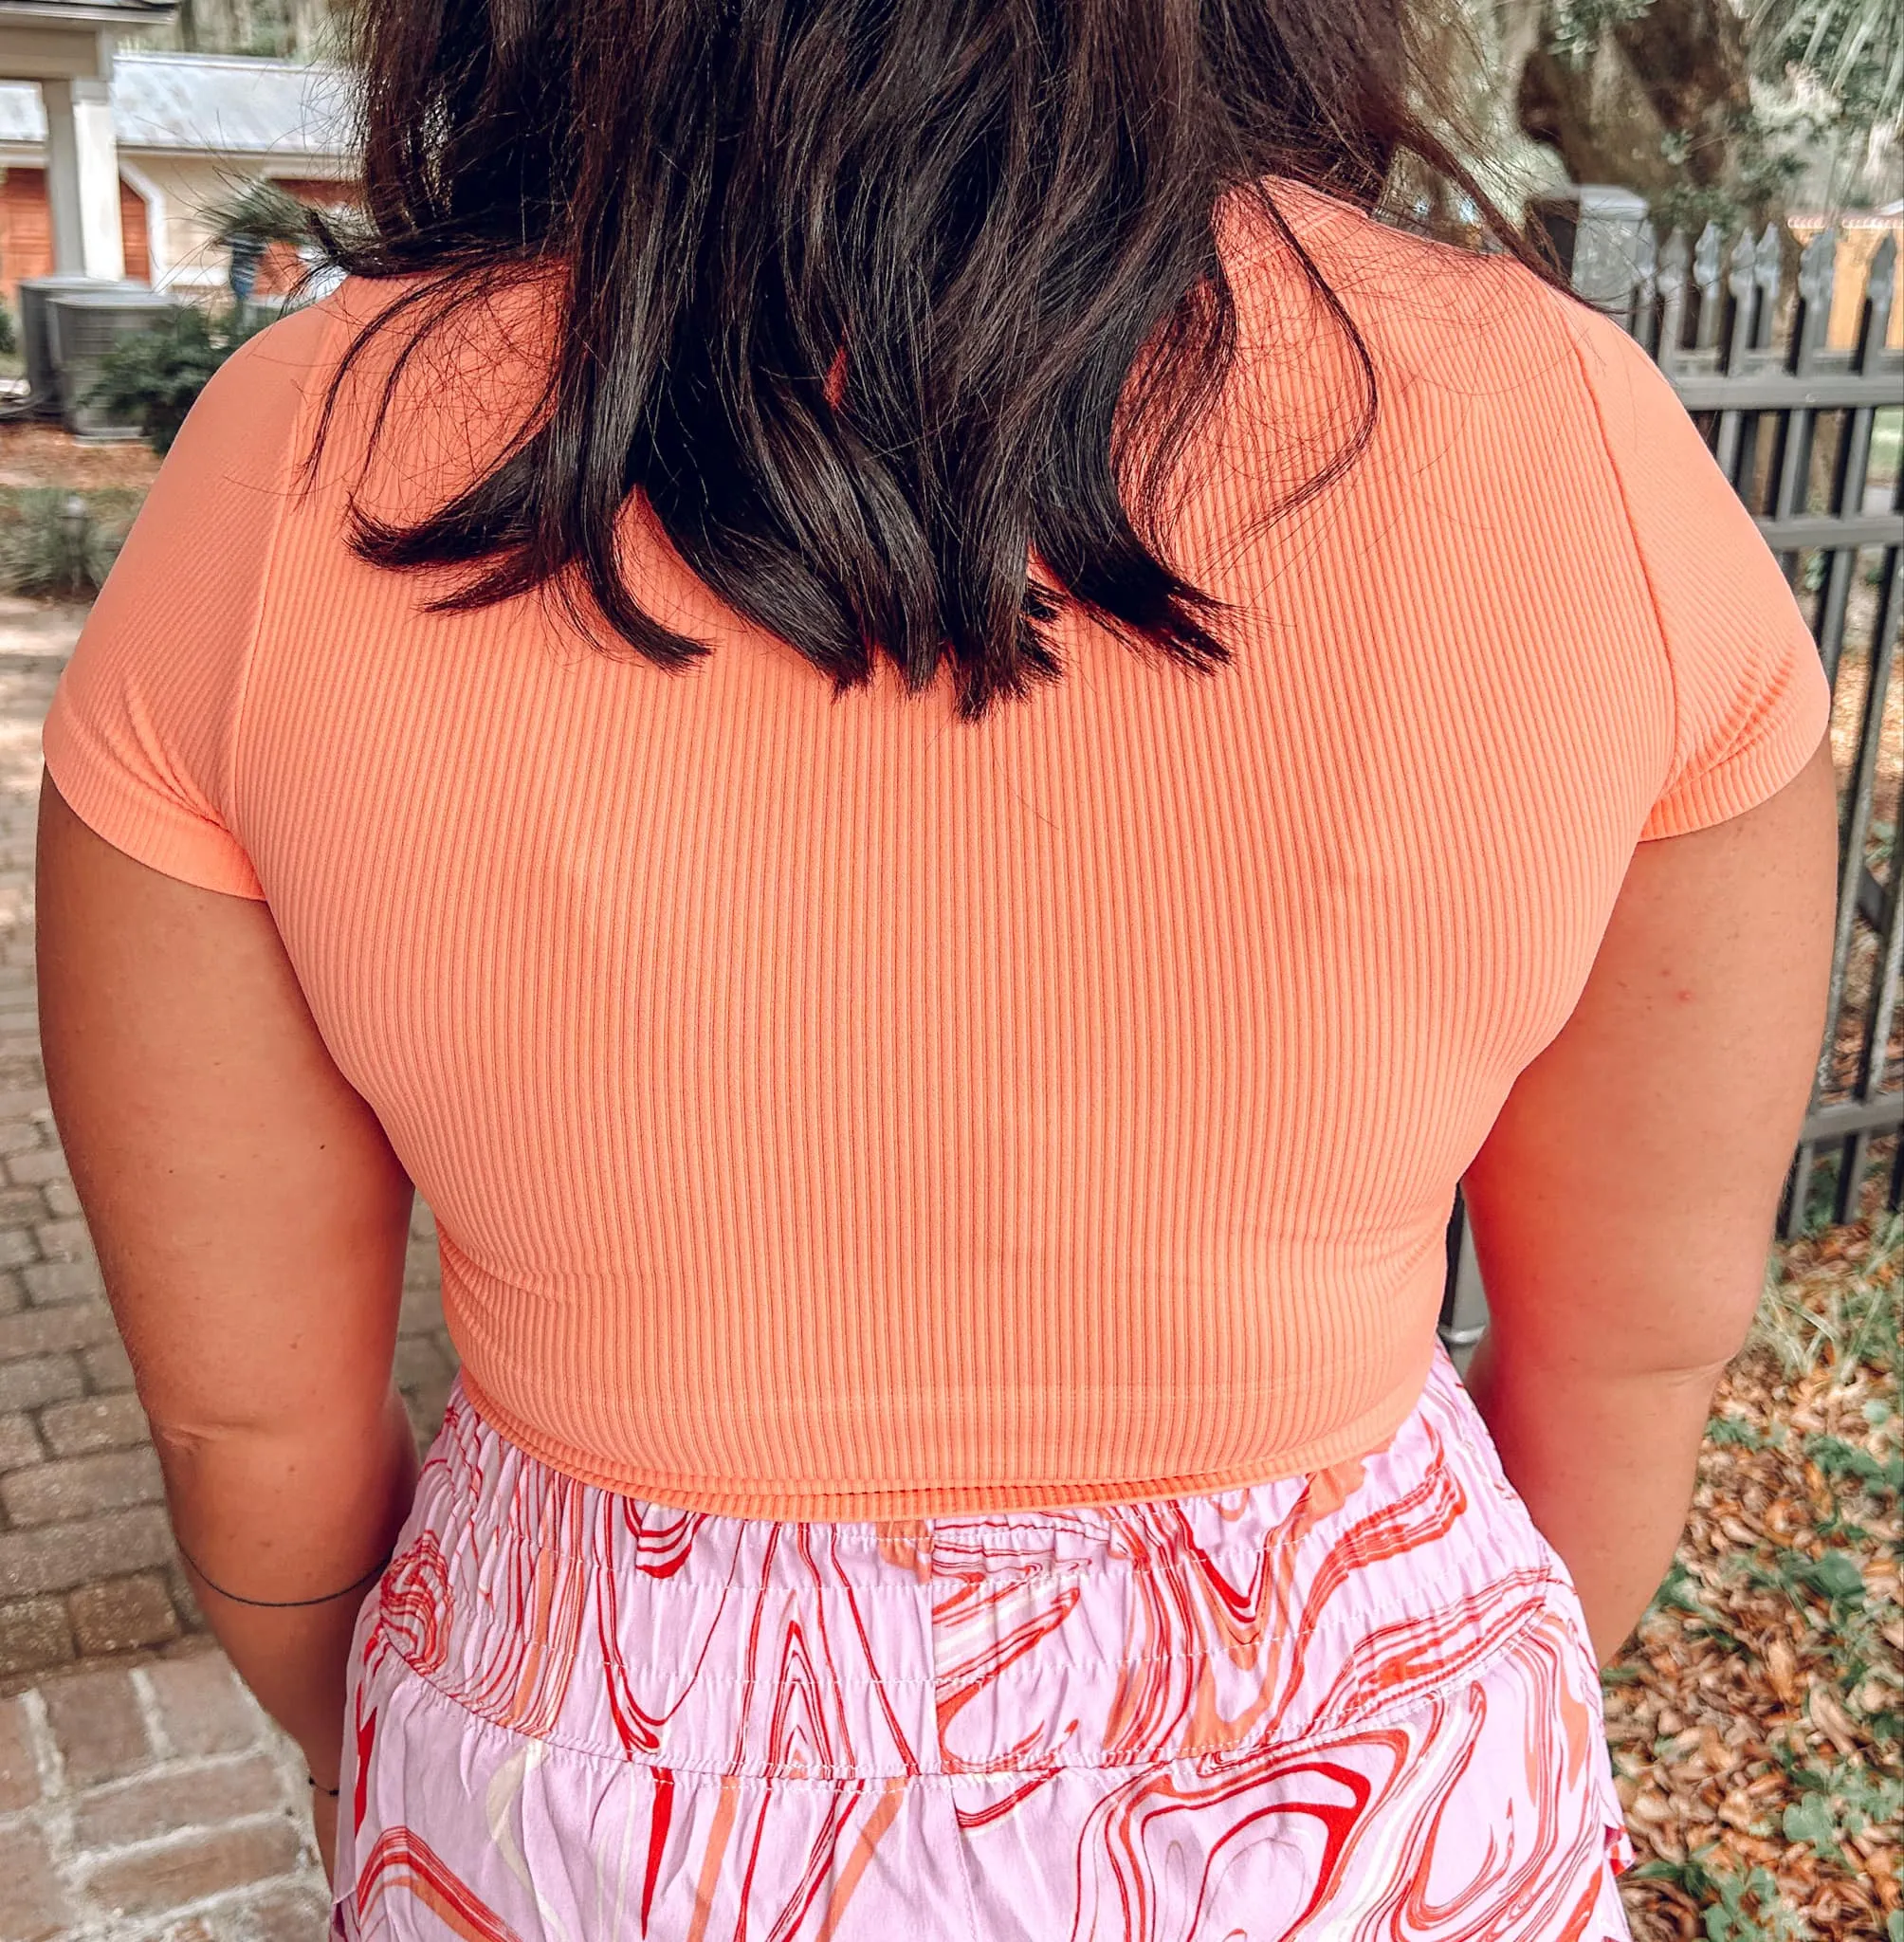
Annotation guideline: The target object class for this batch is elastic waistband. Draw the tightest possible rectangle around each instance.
[364,1342,1577,1779]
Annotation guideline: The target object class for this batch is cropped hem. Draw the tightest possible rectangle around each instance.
[452,1339,1437,1522]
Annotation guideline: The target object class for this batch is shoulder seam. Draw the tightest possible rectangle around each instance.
[1541,287,1685,801]
[223,297,352,883]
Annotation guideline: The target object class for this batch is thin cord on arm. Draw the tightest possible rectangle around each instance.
[174,1536,393,1610]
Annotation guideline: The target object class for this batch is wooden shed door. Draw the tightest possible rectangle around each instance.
[0,170,153,301]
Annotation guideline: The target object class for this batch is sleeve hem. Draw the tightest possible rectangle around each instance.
[1635,649,1832,841]
[43,701,268,901]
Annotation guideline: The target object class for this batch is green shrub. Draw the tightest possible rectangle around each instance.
[0,488,139,598]
[84,303,275,456]
[0,301,16,358]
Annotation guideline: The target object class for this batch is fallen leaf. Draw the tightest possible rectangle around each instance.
[1767,1634,1800,1703]
[1807,1683,1864,1756]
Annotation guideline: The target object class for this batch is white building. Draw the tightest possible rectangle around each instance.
[0,0,352,302]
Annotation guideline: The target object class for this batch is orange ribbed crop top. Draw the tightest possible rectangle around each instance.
[42,181,1830,1518]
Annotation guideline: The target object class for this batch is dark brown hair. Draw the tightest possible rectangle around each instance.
[319,0,1560,721]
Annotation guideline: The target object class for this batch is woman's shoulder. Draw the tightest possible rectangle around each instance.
[207,269,485,409]
[1222,174,1609,400]
[171,281,397,495]
[199,271,555,521]
[210,274,426,404]
[1227,176,1534,290]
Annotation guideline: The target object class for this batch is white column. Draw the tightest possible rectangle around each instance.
[42,71,125,282]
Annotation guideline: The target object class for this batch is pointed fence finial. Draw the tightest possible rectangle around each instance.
[1868,230,1897,305]
[1857,230,1897,368]
[1729,227,1758,302]
[1657,228,1691,298]
[1797,226,1836,307]
[1789,225,1837,371]
[1693,221,1723,291]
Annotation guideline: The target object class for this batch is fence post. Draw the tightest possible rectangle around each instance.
[1438,1197,1490,1369]
[1656,228,1692,368]
[1527,183,1652,321]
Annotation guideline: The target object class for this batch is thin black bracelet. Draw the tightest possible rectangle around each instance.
[307,1774,341,1799]
[174,1537,392,1610]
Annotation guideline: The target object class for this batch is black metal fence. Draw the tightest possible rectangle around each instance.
[1439,188,1904,1354]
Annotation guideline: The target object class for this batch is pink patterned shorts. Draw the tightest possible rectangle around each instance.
[331,1343,1636,1939]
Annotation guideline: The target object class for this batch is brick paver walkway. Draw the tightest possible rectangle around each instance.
[0,596,457,1938]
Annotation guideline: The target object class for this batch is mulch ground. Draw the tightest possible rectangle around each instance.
[0,422,161,493]
[1606,1212,1901,1942]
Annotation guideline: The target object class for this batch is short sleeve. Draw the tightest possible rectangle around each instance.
[40,300,340,899]
[1559,297,1834,841]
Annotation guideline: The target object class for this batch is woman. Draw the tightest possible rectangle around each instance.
[34,1,1836,1936]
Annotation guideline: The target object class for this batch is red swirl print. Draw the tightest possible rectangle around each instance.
[1063,1738,1382,1939]
[332,1346,1636,1940]
[354,1828,527,1942]
[375,1534,450,1679]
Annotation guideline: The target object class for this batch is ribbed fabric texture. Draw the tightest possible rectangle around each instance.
[42,180,1831,1519]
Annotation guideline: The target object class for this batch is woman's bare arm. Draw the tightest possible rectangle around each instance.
[34,772,419,1864]
[1459,728,1839,1664]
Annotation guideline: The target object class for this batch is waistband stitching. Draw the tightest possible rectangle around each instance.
[373,1580,1566,1782]
[421,1539,1428,1586]
[374,1564,1564,1696]
[413,1487,1487,1586]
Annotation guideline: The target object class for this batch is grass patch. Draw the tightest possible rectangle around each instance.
[0,486,143,598]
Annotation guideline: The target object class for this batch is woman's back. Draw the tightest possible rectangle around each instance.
[42,179,1827,1519]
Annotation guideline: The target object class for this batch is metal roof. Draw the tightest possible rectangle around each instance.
[0,51,354,163]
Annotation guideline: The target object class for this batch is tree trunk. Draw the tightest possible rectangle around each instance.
[1515,0,1762,213]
